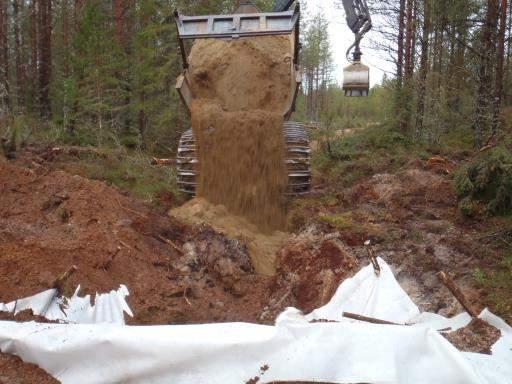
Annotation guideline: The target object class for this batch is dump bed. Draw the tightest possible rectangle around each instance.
[174,5,301,120]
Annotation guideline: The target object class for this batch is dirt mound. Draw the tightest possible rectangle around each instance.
[188,36,293,235]
[0,161,288,326]
[0,159,356,318]
[0,353,58,384]
[277,233,358,313]
[0,160,358,382]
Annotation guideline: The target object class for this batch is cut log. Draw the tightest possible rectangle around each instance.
[437,271,480,318]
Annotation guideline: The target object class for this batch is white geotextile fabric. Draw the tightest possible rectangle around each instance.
[0,285,132,324]
[0,259,510,384]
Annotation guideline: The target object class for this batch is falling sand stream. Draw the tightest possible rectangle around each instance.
[171,36,295,275]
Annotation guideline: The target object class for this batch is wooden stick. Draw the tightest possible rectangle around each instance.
[437,272,480,318]
[364,240,381,277]
[342,312,404,326]
[157,234,184,254]
[52,265,78,293]
[151,157,175,166]
[115,197,148,219]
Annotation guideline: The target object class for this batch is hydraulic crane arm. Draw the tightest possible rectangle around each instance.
[342,0,372,61]
[273,0,295,12]
[274,0,372,62]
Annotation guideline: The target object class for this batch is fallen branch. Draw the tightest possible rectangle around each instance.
[151,157,175,166]
[342,312,404,326]
[115,197,148,219]
[48,146,112,159]
[103,247,121,271]
[52,265,78,293]
[157,234,184,254]
[437,272,480,318]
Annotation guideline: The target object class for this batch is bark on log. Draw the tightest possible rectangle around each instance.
[151,157,175,166]
[437,272,480,318]
[342,312,404,326]
[52,265,78,293]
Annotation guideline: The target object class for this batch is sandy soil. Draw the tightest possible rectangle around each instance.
[188,36,293,240]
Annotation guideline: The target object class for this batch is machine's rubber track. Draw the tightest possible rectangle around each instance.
[177,121,311,196]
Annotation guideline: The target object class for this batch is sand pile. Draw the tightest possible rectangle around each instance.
[187,36,293,234]
[171,198,288,276]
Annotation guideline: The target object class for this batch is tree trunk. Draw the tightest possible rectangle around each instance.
[0,0,10,111]
[506,0,512,104]
[114,0,123,44]
[453,22,468,112]
[38,0,52,118]
[492,0,508,136]
[410,0,418,73]
[404,0,415,80]
[13,0,25,108]
[474,0,499,148]
[415,0,430,138]
[400,0,415,132]
[397,0,406,88]
[30,0,38,112]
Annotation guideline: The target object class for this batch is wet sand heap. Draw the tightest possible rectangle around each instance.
[187,36,293,233]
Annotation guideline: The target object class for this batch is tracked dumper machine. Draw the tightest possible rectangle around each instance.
[173,0,373,196]
[173,2,311,196]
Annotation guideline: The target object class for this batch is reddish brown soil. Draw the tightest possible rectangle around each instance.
[0,310,56,323]
[0,159,356,382]
[0,353,58,384]
[444,319,502,355]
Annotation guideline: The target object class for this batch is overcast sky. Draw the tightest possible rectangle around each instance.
[303,0,394,87]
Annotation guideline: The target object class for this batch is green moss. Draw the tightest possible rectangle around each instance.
[474,251,512,320]
[57,149,183,210]
[318,212,364,233]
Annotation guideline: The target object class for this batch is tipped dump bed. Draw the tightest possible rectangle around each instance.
[174,7,300,40]
[174,5,301,119]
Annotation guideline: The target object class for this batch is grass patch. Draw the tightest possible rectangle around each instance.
[411,228,424,242]
[55,149,183,210]
[317,212,365,233]
[312,125,425,189]
[474,250,512,320]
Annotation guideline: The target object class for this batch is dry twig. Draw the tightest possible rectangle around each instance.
[157,234,184,254]
[342,312,404,326]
